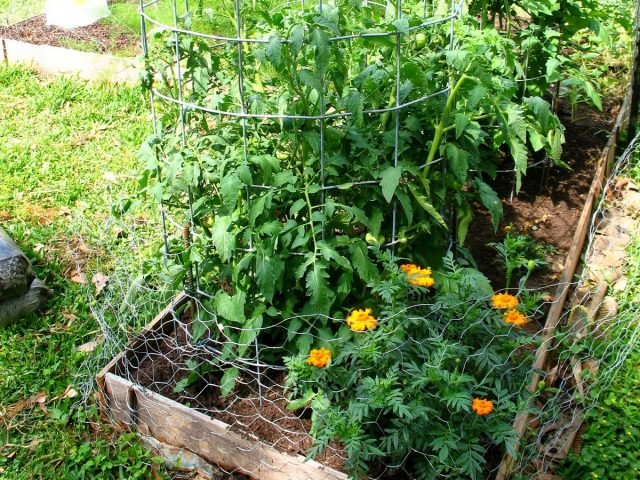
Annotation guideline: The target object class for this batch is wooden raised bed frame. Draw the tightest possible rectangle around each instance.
[96,293,348,480]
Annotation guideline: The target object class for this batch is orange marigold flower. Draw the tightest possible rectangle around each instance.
[400,263,435,288]
[472,398,494,416]
[491,293,519,309]
[346,308,378,332]
[503,309,528,327]
[307,348,331,368]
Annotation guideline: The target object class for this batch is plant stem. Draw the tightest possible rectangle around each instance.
[422,73,470,179]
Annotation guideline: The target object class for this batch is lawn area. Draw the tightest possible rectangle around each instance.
[0,0,42,24]
[0,65,167,479]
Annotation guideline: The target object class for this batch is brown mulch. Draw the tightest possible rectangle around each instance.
[0,14,139,55]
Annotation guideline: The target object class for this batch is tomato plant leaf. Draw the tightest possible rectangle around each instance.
[220,173,242,215]
[380,166,402,203]
[266,36,283,69]
[474,179,503,231]
[454,113,470,139]
[310,28,330,77]
[220,367,239,397]
[306,261,334,313]
[343,90,364,126]
[444,143,469,183]
[289,24,305,55]
[212,215,235,262]
[408,183,447,230]
[214,291,246,324]
[257,251,284,303]
[298,69,323,94]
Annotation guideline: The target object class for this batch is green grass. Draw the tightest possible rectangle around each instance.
[108,0,235,37]
[0,65,168,479]
[0,0,42,24]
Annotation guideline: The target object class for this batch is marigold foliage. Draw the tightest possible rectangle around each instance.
[400,263,435,288]
[491,292,519,309]
[472,398,494,416]
[346,308,378,331]
[307,348,331,368]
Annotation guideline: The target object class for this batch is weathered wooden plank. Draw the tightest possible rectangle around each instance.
[102,372,135,428]
[110,375,348,480]
[0,38,139,84]
[97,290,347,480]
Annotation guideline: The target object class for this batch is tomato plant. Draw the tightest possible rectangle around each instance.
[139,1,562,342]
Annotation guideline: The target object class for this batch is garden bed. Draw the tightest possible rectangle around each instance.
[97,294,349,480]
[0,14,140,83]
[97,93,629,479]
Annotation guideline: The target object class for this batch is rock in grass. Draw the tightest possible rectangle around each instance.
[0,227,35,302]
[0,279,53,327]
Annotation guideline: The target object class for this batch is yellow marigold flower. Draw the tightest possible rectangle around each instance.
[307,348,331,368]
[400,263,435,288]
[504,309,528,327]
[491,292,519,309]
[346,308,378,332]
[472,398,494,416]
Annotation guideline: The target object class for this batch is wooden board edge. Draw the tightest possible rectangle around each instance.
[100,371,347,480]
[133,384,349,480]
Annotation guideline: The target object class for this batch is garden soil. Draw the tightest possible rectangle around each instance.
[467,98,619,290]
[130,324,350,474]
[0,14,138,55]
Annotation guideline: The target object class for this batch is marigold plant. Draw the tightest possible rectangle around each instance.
[491,292,519,309]
[504,309,528,327]
[307,348,332,368]
[472,398,494,416]
[400,263,435,288]
[346,308,378,332]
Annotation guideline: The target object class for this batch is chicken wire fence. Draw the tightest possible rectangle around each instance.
[66,0,640,478]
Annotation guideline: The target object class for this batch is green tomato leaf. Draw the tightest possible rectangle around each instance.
[298,69,323,94]
[266,35,283,69]
[214,291,246,324]
[408,183,447,230]
[289,24,305,55]
[220,173,242,215]
[444,143,469,183]
[306,261,334,313]
[474,179,503,231]
[343,90,364,126]
[211,215,235,262]
[380,166,403,203]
